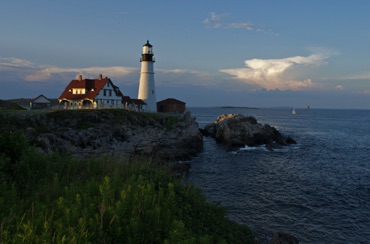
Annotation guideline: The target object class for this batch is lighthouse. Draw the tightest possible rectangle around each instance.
[138,40,157,112]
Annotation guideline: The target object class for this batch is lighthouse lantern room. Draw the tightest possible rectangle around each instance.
[138,40,157,112]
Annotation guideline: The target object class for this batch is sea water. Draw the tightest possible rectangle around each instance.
[187,107,370,243]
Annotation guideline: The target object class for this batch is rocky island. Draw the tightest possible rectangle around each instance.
[203,113,296,150]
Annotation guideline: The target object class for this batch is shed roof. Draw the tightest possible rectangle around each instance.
[157,98,185,105]
[131,99,146,105]
[30,94,52,104]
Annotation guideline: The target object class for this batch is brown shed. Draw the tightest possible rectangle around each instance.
[157,98,186,113]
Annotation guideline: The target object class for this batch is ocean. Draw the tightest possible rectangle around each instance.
[186,107,370,243]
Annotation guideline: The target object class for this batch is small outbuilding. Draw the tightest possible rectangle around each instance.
[157,98,186,113]
[131,99,147,112]
[30,94,53,110]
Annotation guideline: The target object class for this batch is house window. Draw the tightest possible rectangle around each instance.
[107,82,110,87]
[109,90,112,96]
[103,90,107,96]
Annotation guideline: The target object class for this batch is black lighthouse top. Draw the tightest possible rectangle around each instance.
[141,40,155,62]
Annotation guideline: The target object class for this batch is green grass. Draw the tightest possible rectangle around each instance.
[0,130,255,243]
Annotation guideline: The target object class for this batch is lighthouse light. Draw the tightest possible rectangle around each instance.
[143,46,152,54]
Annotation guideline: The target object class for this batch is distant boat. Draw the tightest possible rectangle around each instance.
[292,108,296,115]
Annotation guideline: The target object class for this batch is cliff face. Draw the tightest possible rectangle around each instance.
[1,110,203,160]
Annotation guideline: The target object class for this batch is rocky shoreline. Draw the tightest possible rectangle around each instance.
[0,109,203,160]
[1,109,299,243]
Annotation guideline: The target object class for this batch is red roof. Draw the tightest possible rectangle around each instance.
[157,98,185,105]
[59,77,119,100]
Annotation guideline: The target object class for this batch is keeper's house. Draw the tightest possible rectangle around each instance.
[59,74,124,109]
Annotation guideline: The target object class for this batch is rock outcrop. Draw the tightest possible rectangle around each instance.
[272,232,299,244]
[1,109,203,160]
[203,113,296,149]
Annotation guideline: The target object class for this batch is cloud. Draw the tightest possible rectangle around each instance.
[343,73,370,80]
[0,57,35,69]
[203,12,277,35]
[25,66,138,82]
[220,53,328,91]
[0,56,220,92]
[0,56,138,84]
[156,68,215,86]
[336,85,344,90]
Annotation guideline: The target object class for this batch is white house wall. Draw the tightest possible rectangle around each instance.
[94,82,123,108]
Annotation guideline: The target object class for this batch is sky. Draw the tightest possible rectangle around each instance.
[1,1,370,109]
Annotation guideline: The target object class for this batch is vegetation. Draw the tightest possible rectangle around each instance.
[0,100,26,110]
[0,130,255,243]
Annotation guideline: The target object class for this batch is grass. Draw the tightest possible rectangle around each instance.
[0,130,255,243]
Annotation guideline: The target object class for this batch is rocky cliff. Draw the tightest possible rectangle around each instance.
[1,109,203,160]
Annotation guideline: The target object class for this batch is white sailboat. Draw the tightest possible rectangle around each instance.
[292,108,296,115]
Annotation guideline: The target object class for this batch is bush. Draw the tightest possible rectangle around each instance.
[0,130,255,243]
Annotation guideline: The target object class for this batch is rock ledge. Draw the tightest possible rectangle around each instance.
[203,113,296,150]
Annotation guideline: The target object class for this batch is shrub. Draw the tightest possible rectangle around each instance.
[0,130,255,243]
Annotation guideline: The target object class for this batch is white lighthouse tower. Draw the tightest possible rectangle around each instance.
[138,40,157,112]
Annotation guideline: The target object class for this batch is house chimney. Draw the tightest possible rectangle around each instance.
[78,74,83,81]
[99,74,103,80]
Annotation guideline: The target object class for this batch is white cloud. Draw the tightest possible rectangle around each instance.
[0,56,138,83]
[0,56,219,91]
[336,85,344,90]
[0,57,35,69]
[220,53,328,91]
[203,12,277,35]
[25,66,138,82]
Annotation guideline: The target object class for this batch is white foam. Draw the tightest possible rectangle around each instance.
[239,145,266,151]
